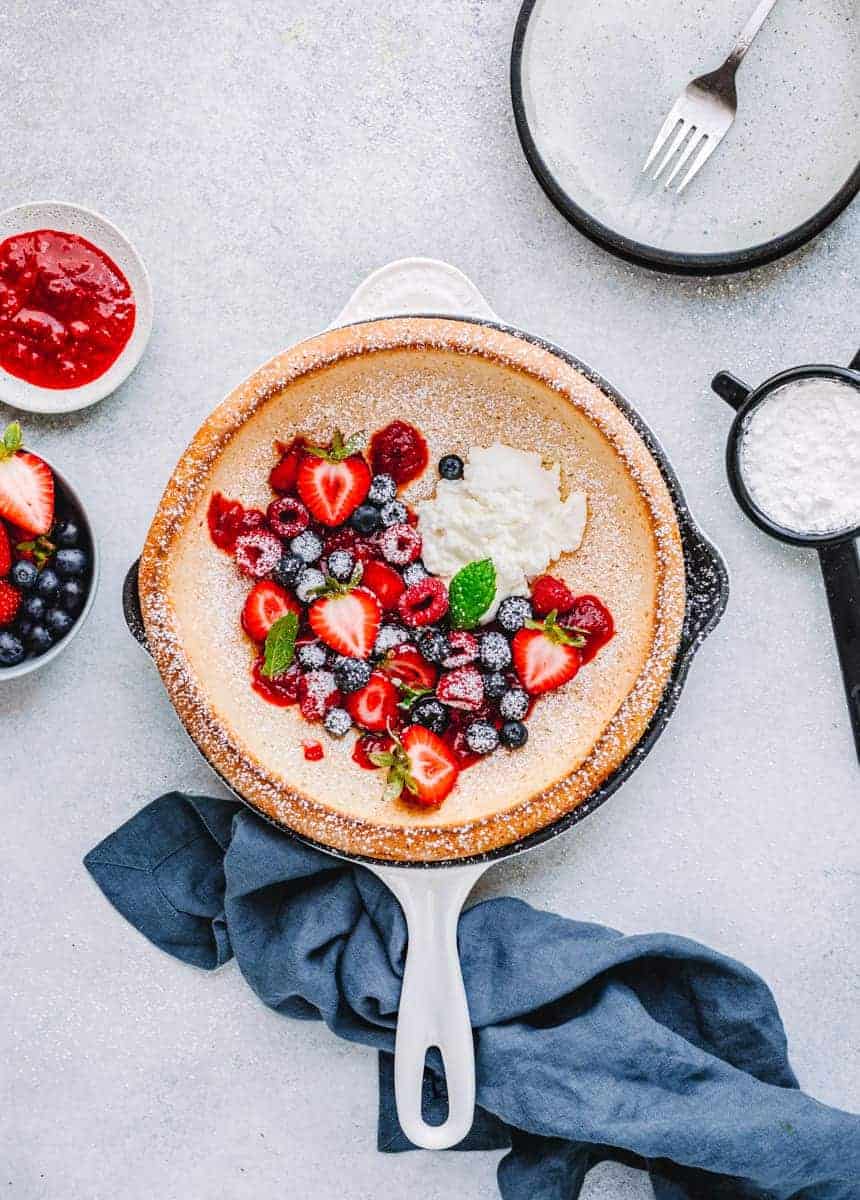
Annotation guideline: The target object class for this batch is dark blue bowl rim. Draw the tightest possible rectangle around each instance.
[126,314,730,868]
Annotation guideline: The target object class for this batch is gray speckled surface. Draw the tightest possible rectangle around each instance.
[1,3,858,1198]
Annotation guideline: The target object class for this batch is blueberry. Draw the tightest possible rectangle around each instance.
[350,504,380,534]
[273,552,303,589]
[54,518,81,548]
[323,707,353,738]
[46,607,75,638]
[0,630,25,666]
[11,560,38,590]
[418,628,449,663]
[15,617,34,640]
[60,578,86,614]
[402,561,428,587]
[499,687,529,721]
[379,500,408,528]
[367,474,397,506]
[374,624,411,656]
[465,720,499,755]
[439,454,464,480]
[482,671,507,700]
[412,697,449,735]
[499,720,528,749]
[479,631,511,671]
[333,656,372,693]
[26,623,54,654]
[327,549,355,583]
[295,567,326,604]
[496,595,532,634]
[290,530,323,564]
[55,548,88,578]
[297,641,328,670]
[35,567,60,599]
[23,594,46,621]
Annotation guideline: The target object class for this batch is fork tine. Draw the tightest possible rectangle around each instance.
[664,128,705,188]
[651,121,692,181]
[642,109,682,173]
[676,134,718,192]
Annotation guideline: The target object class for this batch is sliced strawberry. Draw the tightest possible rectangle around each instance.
[0,424,54,536]
[361,559,405,611]
[0,523,10,576]
[383,644,437,690]
[0,578,22,626]
[561,595,615,664]
[296,430,371,527]
[512,613,582,695]
[309,587,381,659]
[241,580,301,643]
[436,664,484,711]
[400,726,459,806]
[270,437,306,494]
[346,671,399,731]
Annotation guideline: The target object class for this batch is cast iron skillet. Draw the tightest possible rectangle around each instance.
[122,305,728,1149]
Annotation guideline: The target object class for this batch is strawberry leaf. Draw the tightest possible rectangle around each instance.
[261,611,299,678]
[396,683,432,711]
[448,559,496,629]
[1,421,23,459]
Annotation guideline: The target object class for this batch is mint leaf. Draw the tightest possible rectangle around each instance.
[448,559,496,629]
[261,611,299,678]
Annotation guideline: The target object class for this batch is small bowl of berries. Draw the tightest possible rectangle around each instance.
[0,421,98,677]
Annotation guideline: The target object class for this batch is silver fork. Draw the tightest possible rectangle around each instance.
[642,0,780,193]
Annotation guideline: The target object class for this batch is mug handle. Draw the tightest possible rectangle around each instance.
[819,541,860,765]
[711,371,752,411]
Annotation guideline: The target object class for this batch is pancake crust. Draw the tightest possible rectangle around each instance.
[140,318,685,862]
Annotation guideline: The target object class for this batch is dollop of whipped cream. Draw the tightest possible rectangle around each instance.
[417,443,587,621]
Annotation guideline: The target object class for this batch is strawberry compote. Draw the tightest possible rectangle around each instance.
[0,230,135,388]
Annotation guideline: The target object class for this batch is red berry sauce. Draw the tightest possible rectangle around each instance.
[302,740,324,761]
[251,658,301,707]
[370,421,428,485]
[0,230,135,389]
[207,493,266,553]
[352,732,394,769]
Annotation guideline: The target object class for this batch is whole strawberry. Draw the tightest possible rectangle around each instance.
[0,578,22,627]
[0,422,54,536]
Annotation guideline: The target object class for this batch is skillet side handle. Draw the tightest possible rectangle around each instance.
[122,558,151,653]
[710,371,752,411]
[819,541,860,765]
[371,862,488,1150]
[849,348,860,372]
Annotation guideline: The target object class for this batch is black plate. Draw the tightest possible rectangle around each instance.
[510,0,860,276]
[123,317,729,867]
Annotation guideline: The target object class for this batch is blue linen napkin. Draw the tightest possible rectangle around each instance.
[84,792,860,1199]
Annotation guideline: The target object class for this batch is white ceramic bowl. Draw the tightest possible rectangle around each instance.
[0,201,153,414]
[0,454,99,680]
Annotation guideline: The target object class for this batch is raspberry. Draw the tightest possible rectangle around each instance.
[442,630,478,668]
[234,531,283,578]
[379,522,422,566]
[397,576,449,628]
[0,579,22,626]
[267,496,309,539]
[436,665,484,711]
[298,670,338,721]
[531,574,575,617]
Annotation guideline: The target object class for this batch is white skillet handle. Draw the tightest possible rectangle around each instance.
[329,256,499,327]
[370,862,489,1149]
